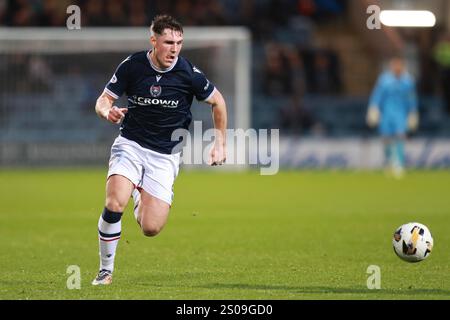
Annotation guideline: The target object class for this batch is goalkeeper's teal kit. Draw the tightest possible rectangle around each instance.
[369,71,418,136]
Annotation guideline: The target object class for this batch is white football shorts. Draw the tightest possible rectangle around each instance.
[107,135,180,205]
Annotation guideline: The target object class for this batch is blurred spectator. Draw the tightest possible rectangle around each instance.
[283,44,307,94]
[280,92,316,135]
[173,1,196,26]
[309,50,341,94]
[10,0,36,26]
[82,0,108,26]
[3,54,28,93]
[193,0,227,26]
[39,0,70,26]
[297,0,316,16]
[296,0,345,22]
[105,0,128,26]
[262,42,294,96]
[0,0,7,25]
[28,56,53,90]
[221,0,247,25]
[39,0,58,26]
[266,0,295,27]
[2,54,52,93]
[129,0,148,26]
[149,0,173,18]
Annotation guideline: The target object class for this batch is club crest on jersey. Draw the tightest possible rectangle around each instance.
[150,84,162,97]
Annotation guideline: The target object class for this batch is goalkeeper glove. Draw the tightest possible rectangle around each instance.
[366,106,380,128]
[407,112,419,132]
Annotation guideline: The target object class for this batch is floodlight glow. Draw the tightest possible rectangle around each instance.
[380,10,436,27]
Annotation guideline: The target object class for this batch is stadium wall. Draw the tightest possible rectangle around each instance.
[1,138,450,169]
[277,138,450,169]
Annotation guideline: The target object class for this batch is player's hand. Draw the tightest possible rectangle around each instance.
[407,112,419,132]
[366,107,380,128]
[107,106,128,124]
[208,142,226,166]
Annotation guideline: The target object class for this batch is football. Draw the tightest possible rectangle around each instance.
[392,222,434,263]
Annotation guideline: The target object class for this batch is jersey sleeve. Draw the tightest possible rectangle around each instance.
[368,74,385,109]
[104,56,131,99]
[191,66,215,101]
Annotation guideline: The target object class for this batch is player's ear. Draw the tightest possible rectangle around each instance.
[150,35,157,48]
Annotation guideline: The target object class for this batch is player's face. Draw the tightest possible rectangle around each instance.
[151,28,183,69]
[390,58,405,77]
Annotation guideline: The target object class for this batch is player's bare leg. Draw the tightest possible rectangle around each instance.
[136,190,170,237]
[93,174,134,285]
[105,175,135,212]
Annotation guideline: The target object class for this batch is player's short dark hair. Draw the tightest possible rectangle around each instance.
[151,15,183,36]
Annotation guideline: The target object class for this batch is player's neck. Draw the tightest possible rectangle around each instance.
[148,50,177,73]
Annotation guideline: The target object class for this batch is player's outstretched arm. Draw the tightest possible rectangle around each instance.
[205,89,227,166]
[95,91,128,124]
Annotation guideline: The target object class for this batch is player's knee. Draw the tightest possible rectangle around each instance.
[141,224,162,237]
[105,198,127,213]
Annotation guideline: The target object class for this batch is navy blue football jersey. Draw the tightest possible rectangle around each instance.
[104,51,215,154]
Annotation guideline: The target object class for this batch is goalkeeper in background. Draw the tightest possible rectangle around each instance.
[366,56,418,178]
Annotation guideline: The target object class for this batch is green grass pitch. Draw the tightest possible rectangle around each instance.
[1,169,449,299]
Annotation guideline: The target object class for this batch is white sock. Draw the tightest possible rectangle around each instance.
[98,208,122,272]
